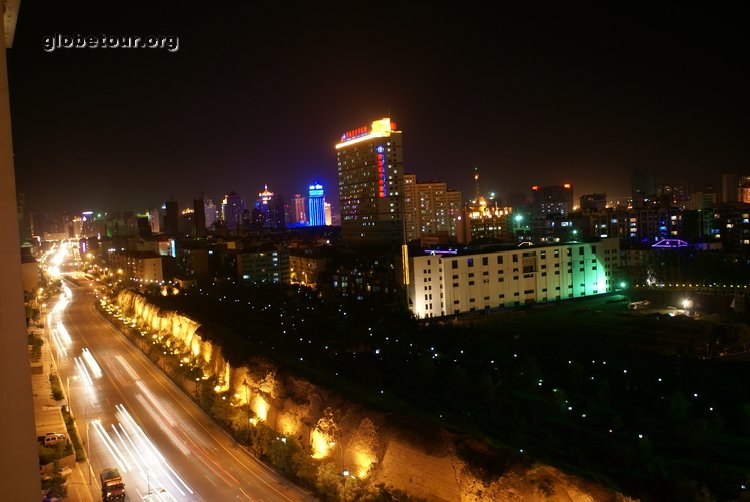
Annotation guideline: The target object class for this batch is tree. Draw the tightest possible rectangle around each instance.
[44,461,67,499]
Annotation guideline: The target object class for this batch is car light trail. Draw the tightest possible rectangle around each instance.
[92,404,196,500]
[49,323,68,357]
[92,418,131,473]
[115,404,194,498]
[132,379,240,488]
[82,348,103,378]
[56,321,73,346]
[73,357,95,389]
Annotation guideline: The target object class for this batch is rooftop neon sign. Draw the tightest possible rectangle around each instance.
[425,249,458,255]
[652,238,688,248]
[336,118,397,149]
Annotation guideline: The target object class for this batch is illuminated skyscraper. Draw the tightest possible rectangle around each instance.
[308,182,326,226]
[292,193,307,225]
[256,184,285,229]
[335,117,405,245]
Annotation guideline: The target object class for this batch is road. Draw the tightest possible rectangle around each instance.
[50,277,318,502]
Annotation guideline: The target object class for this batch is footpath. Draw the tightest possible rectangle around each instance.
[31,324,97,502]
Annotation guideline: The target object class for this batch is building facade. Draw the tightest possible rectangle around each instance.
[336,117,405,246]
[408,238,620,318]
[531,184,574,216]
[403,174,462,242]
[308,183,326,226]
[292,193,307,225]
[222,191,245,233]
[237,246,290,284]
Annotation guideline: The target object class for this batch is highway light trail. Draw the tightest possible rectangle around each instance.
[73,356,95,389]
[81,347,103,378]
[92,403,195,501]
[133,380,241,488]
[117,353,241,490]
[49,322,69,357]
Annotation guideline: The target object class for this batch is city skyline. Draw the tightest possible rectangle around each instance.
[7,4,748,214]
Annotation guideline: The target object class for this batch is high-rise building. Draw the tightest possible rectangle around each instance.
[324,202,333,226]
[403,174,461,242]
[631,167,657,201]
[531,184,574,216]
[193,197,206,237]
[721,173,739,203]
[739,176,750,204]
[136,213,152,237]
[267,194,286,229]
[222,191,245,234]
[204,197,218,229]
[148,207,161,234]
[580,193,607,211]
[180,208,196,237]
[308,182,326,226]
[292,193,307,225]
[336,117,405,246]
[461,197,514,244]
[163,199,179,237]
[255,185,286,229]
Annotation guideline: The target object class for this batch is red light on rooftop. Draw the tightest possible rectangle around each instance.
[564,183,571,189]
[391,121,397,130]
[531,185,539,191]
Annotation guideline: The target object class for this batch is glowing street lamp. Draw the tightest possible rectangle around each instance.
[513,213,525,239]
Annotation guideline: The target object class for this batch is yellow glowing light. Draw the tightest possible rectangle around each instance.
[335,118,395,149]
[353,450,375,478]
[252,395,268,421]
[310,429,333,459]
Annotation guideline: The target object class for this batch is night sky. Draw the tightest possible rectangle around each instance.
[7,3,749,215]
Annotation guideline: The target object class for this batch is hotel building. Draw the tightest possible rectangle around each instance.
[336,117,405,246]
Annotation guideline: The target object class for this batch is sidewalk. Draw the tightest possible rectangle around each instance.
[31,324,96,502]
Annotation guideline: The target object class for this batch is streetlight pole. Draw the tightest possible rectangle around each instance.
[242,378,250,444]
[85,406,91,486]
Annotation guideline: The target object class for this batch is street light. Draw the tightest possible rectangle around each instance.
[513,213,524,241]
[65,375,92,485]
[85,407,91,485]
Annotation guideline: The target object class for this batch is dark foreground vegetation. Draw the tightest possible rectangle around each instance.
[144,283,750,501]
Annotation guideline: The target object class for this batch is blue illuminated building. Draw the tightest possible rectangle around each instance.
[308,182,326,227]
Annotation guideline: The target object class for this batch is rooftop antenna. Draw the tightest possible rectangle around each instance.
[473,166,481,202]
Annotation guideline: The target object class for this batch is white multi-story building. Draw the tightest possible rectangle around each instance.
[408,237,620,318]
